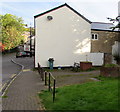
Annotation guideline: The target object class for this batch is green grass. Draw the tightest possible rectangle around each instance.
[55,74,85,78]
[72,67,100,72]
[39,78,119,111]
[95,75,119,81]
[54,73,94,79]
[44,67,100,72]
[44,68,63,72]
[1,95,8,98]
[104,64,120,67]
[32,68,38,71]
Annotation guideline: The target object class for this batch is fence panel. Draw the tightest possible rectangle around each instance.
[89,53,104,66]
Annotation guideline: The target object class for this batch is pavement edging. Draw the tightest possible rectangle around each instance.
[11,59,24,75]
[2,59,24,96]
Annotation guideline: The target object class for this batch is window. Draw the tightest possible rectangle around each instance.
[91,33,98,40]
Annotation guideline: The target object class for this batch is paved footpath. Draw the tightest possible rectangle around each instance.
[2,57,46,110]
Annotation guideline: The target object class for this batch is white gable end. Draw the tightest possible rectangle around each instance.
[35,6,91,67]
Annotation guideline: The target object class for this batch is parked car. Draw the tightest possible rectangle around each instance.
[16,51,30,58]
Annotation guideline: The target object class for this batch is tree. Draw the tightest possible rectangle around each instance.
[25,27,35,36]
[107,16,120,65]
[107,16,120,30]
[0,14,25,51]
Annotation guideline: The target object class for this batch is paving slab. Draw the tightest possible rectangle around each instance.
[2,70,45,110]
[2,57,46,110]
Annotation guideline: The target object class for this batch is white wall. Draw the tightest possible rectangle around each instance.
[112,41,120,64]
[35,6,92,67]
[112,41,120,56]
[24,45,30,51]
[89,53,104,66]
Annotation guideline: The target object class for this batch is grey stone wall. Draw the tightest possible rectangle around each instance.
[91,30,119,53]
[104,53,112,65]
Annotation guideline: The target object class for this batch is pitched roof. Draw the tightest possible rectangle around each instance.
[34,3,91,24]
[91,22,119,31]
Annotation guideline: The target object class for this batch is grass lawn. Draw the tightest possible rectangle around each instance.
[39,77,119,111]
[44,67,100,72]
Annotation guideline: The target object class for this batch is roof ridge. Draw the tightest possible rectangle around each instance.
[34,3,91,24]
[92,22,114,24]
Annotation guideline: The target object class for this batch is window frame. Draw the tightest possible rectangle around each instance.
[91,33,98,40]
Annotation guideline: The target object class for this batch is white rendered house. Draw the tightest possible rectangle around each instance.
[34,3,103,67]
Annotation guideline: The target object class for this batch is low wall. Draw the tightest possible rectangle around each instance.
[100,67,120,77]
[80,62,92,70]
[104,53,112,65]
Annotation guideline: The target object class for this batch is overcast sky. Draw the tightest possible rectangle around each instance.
[0,0,119,27]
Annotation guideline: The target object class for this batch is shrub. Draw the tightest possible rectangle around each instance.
[104,64,119,67]
[113,53,120,64]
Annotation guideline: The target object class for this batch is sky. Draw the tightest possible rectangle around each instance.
[0,0,120,27]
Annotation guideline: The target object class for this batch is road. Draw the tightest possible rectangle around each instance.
[13,56,34,69]
[2,53,21,86]
[2,53,34,85]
